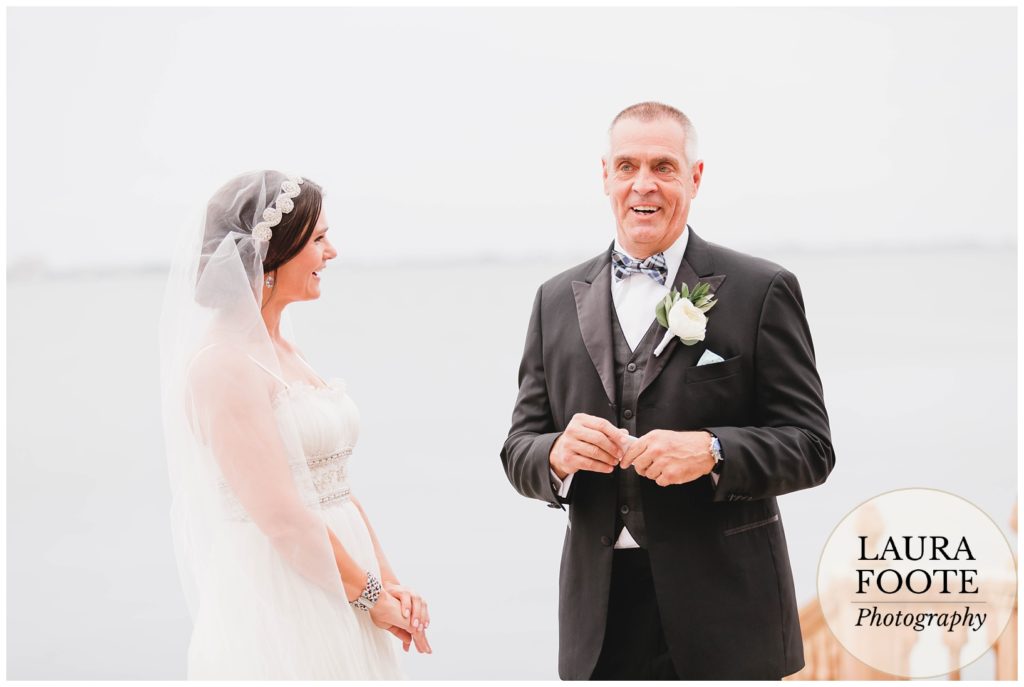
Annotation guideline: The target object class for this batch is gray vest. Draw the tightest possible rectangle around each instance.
[610,311,662,548]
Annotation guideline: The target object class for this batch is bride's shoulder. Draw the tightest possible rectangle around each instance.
[188,342,243,374]
[186,344,272,394]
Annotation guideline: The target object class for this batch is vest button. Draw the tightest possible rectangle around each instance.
[623,409,633,420]
[600,535,612,546]
[620,504,630,515]
[627,362,637,372]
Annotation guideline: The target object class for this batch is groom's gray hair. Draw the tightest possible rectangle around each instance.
[609,101,700,166]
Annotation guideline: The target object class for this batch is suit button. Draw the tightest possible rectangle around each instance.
[623,409,633,420]
[627,362,637,372]
[620,505,630,514]
[600,535,612,546]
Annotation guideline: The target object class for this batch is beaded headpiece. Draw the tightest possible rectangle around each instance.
[252,176,304,242]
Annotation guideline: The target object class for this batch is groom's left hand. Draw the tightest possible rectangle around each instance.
[621,430,715,486]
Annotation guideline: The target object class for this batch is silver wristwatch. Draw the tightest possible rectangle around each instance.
[351,571,382,612]
[709,435,724,475]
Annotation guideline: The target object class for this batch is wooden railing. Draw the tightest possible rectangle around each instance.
[788,595,1016,680]
[789,504,1017,680]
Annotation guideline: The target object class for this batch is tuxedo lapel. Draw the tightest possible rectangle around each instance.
[640,229,727,396]
[572,249,616,406]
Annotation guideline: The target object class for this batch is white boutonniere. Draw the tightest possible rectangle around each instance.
[653,282,718,356]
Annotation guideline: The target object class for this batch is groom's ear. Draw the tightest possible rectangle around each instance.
[690,160,705,197]
[601,156,610,195]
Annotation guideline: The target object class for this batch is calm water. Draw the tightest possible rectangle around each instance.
[7,246,1016,679]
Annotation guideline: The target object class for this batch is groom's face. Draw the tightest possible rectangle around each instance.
[602,116,703,258]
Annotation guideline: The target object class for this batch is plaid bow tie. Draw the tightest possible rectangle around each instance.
[611,250,668,285]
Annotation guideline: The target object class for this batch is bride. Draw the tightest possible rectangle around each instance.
[159,170,431,679]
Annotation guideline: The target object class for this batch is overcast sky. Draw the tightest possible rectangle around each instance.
[8,7,1016,272]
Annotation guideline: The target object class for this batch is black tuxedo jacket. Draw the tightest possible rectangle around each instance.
[500,229,835,680]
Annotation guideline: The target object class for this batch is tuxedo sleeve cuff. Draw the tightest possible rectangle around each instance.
[530,431,565,508]
[550,470,574,498]
[704,426,753,502]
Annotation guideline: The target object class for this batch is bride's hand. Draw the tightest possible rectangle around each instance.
[368,590,433,654]
[383,582,431,634]
[367,589,410,632]
[383,625,413,652]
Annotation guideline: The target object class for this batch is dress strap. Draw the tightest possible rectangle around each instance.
[294,353,330,387]
[187,344,290,389]
[246,355,290,389]
[192,343,219,360]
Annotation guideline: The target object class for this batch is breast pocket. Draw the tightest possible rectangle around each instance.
[684,354,742,384]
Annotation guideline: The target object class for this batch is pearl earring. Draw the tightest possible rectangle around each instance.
[265,274,275,288]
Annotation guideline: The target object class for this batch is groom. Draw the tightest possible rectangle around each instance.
[500,102,835,680]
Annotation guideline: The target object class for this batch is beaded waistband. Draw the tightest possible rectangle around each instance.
[308,447,353,467]
[309,448,351,507]
[220,446,354,520]
[320,487,352,506]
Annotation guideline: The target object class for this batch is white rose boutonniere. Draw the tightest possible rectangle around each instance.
[653,282,718,356]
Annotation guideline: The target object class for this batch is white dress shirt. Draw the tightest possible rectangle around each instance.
[552,229,691,548]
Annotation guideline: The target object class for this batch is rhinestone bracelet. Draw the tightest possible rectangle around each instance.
[351,571,382,612]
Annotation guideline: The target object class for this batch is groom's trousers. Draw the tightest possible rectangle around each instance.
[590,549,679,680]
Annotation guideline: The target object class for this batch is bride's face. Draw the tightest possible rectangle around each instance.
[274,211,336,302]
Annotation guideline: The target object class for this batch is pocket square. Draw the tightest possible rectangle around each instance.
[697,349,725,366]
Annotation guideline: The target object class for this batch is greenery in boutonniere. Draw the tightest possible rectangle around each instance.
[655,282,718,347]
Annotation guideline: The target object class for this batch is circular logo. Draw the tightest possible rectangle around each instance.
[817,488,1016,678]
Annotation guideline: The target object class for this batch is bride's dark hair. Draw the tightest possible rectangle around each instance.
[260,176,323,273]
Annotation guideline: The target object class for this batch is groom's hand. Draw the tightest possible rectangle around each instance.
[549,413,629,480]
[621,430,715,486]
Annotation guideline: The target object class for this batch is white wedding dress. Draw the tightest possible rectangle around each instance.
[186,366,404,680]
